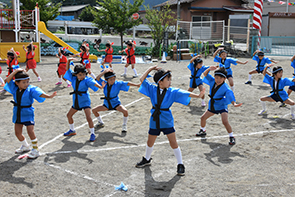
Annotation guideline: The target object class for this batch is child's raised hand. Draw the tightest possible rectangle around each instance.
[101,81,107,88]
[244,61,248,64]
[49,91,57,98]
[233,102,242,107]
[218,47,224,51]
[209,66,218,71]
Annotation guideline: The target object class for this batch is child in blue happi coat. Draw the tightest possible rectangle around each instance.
[245,50,278,85]
[63,58,103,142]
[213,48,248,91]
[195,66,242,145]
[135,65,205,176]
[187,54,208,106]
[258,65,295,119]
[287,54,295,97]
[4,69,57,159]
[92,68,140,132]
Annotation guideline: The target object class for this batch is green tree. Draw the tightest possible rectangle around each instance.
[20,0,61,24]
[92,0,144,49]
[145,4,177,57]
[79,5,94,21]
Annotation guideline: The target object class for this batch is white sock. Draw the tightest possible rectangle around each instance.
[173,147,183,165]
[38,77,41,80]
[229,132,234,137]
[291,105,295,115]
[145,145,153,160]
[90,127,95,134]
[97,116,103,123]
[201,99,205,102]
[124,67,127,74]
[21,138,30,147]
[201,126,206,131]
[66,80,71,85]
[59,78,62,82]
[248,74,252,81]
[123,116,128,125]
[0,77,4,84]
[90,73,96,79]
[133,68,137,75]
[259,99,266,111]
[230,86,234,91]
[69,123,75,131]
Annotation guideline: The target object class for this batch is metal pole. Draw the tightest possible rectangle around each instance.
[176,0,180,44]
[246,18,250,53]
[227,19,230,42]
[222,20,225,44]
[287,0,289,12]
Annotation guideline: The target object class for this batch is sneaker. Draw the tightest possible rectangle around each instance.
[27,149,40,159]
[291,114,295,120]
[67,84,72,88]
[201,100,206,107]
[196,129,206,137]
[55,82,62,85]
[229,136,236,145]
[38,77,42,82]
[279,103,286,107]
[135,157,152,168]
[122,124,127,132]
[64,129,76,136]
[245,81,252,85]
[121,73,127,77]
[0,89,6,93]
[258,110,267,115]
[89,133,96,142]
[133,74,139,78]
[15,145,30,154]
[177,164,185,176]
[95,122,105,129]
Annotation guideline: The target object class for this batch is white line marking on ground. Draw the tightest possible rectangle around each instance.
[41,128,295,155]
[39,97,145,150]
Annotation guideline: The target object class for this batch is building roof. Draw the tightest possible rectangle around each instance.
[223,6,253,12]
[58,4,89,13]
[154,0,249,8]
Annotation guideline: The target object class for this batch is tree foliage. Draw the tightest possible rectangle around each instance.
[52,0,101,6]
[20,0,61,24]
[145,4,177,57]
[92,0,144,49]
[79,5,95,21]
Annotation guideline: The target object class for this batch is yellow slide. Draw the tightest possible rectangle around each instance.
[38,21,97,62]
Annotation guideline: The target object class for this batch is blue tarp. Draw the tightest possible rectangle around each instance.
[55,15,74,21]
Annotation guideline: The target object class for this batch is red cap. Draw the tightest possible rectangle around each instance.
[133,41,136,44]
[111,42,114,45]
[15,51,20,55]
[34,45,38,49]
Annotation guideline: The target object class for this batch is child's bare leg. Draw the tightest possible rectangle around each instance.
[187,87,194,92]
[84,108,94,128]
[15,123,25,141]
[228,77,234,91]
[32,68,39,77]
[67,107,78,124]
[143,134,158,161]
[88,68,96,78]
[198,85,205,100]
[287,89,293,96]
[92,105,108,123]
[284,99,295,116]
[25,67,29,72]
[26,125,36,140]
[167,132,183,165]
[221,112,232,134]
[116,105,128,117]
[200,110,215,128]
[109,63,112,68]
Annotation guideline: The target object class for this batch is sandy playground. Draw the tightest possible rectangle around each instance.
[0,55,295,196]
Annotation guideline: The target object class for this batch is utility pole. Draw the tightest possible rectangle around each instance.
[287,0,289,12]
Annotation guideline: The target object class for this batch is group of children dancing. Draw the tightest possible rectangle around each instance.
[2,41,295,176]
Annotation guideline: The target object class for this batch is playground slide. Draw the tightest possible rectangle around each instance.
[38,21,97,61]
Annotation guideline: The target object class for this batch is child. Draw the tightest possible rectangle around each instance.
[213,48,248,91]
[195,67,242,145]
[0,60,4,86]
[258,65,295,119]
[245,50,277,85]
[135,65,205,176]
[287,54,295,96]
[187,54,208,106]
[63,58,103,142]
[4,69,57,158]
[71,43,96,79]
[119,40,138,78]
[3,48,19,77]
[55,47,71,87]
[23,42,41,81]
[97,41,114,69]
[92,69,140,132]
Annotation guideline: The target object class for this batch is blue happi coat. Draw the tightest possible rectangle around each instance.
[187,63,209,88]
[252,55,272,72]
[214,56,237,77]
[291,59,295,77]
[263,74,295,101]
[64,69,98,109]
[97,79,129,109]
[139,79,191,129]
[203,74,235,111]
[4,80,45,123]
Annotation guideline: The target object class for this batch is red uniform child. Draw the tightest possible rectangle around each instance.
[125,47,136,64]
[26,51,37,69]
[6,58,19,77]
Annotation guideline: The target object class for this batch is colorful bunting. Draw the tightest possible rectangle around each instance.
[269,0,295,5]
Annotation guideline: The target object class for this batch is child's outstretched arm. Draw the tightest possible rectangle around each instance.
[40,91,57,98]
[270,59,278,64]
[95,68,112,81]
[140,65,159,83]
[5,68,23,83]
[127,82,141,87]
[190,54,202,64]
[10,48,18,60]
[22,45,27,52]
[203,66,218,77]
[189,87,205,98]
[236,60,248,65]
[262,64,272,76]
[291,54,295,62]
[213,48,223,58]
[252,49,259,56]
[66,58,77,71]
[231,101,242,107]
[94,82,103,89]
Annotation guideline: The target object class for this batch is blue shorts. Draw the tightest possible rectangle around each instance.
[270,94,285,103]
[208,109,228,114]
[103,104,120,110]
[256,68,264,74]
[289,85,295,91]
[15,121,35,126]
[227,75,233,79]
[72,106,91,111]
[149,127,175,136]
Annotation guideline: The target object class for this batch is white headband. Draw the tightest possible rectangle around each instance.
[15,77,30,81]
[272,68,283,74]
[214,72,227,78]
[157,72,170,84]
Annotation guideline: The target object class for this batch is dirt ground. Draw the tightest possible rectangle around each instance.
[1,55,295,197]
